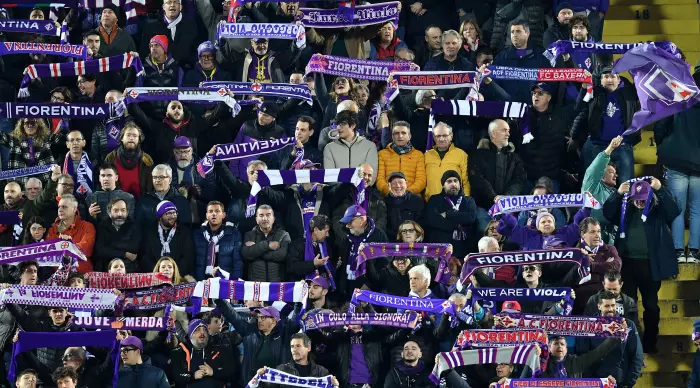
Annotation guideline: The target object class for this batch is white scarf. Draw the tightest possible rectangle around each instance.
[158,223,176,256]
[165,13,183,39]
[203,221,231,275]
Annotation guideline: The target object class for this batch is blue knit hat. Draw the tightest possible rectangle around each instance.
[156,200,177,219]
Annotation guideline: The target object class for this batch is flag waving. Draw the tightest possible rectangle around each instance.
[612,43,700,135]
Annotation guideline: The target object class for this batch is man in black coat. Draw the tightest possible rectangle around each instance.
[139,200,195,276]
[584,270,640,330]
[469,119,526,232]
[384,340,433,388]
[278,116,323,170]
[94,198,142,272]
[286,215,336,282]
[384,172,424,241]
[139,0,198,70]
[169,319,234,387]
[543,3,573,47]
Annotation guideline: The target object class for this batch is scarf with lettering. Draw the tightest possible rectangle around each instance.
[0,41,85,59]
[0,239,88,266]
[351,289,456,316]
[0,284,118,309]
[460,248,591,285]
[299,185,336,290]
[196,137,295,177]
[158,223,176,256]
[203,221,231,276]
[70,305,172,331]
[494,312,628,339]
[201,81,313,105]
[301,312,420,331]
[471,287,573,315]
[62,151,93,198]
[430,100,532,147]
[619,176,654,238]
[488,193,602,218]
[19,53,145,97]
[430,345,540,384]
[544,40,681,67]
[482,65,593,101]
[299,1,399,28]
[305,54,419,82]
[104,116,126,152]
[122,282,196,310]
[217,22,306,48]
[85,272,170,289]
[0,102,125,119]
[358,242,451,283]
[384,71,479,107]
[454,329,548,371]
[247,167,363,217]
[345,217,375,281]
[246,367,334,388]
[0,19,68,43]
[0,164,53,181]
[496,378,616,388]
[124,86,240,112]
[9,330,120,388]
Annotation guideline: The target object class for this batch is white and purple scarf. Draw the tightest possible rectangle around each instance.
[194,278,309,308]
[301,312,420,332]
[0,284,118,310]
[217,22,306,48]
[202,221,234,276]
[62,151,93,197]
[305,54,419,82]
[0,19,68,43]
[350,289,456,316]
[0,239,88,266]
[384,71,478,107]
[299,1,398,28]
[0,102,125,119]
[358,242,452,283]
[494,312,628,339]
[124,87,240,112]
[19,53,145,97]
[496,378,616,388]
[201,81,313,105]
[544,39,681,67]
[0,164,53,181]
[619,176,654,238]
[158,224,176,256]
[299,185,336,289]
[196,137,295,177]
[245,368,335,388]
[430,345,540,384]
[488,193,602,218]
[0,41,85,59]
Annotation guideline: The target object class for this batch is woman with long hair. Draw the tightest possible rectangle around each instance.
[459,19,481,63]
[0,119,63,184]
[152,256,196,284]
[21,216,46,246]
[107,258,127,275]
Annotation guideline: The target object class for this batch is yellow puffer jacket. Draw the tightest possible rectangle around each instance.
[424,144,470,200]
[376,144,427,196]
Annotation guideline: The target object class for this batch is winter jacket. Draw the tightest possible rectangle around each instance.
[214,300,301,384]
[541,338,619,378]
[86,189,136,225]
[93,218,142,272]
[492,47,551,103]
[543,22,570,47]
[573,84,642,146]
[497,208,590,251]
[117,362,170,388]
[518,104,570,181]
[103,148,155,199]
[169,340,234,388]
[95,26,136,57]
[229,118,286,179]
[46,214,96,273]
[573,244,621,314]
[194,222,242,280]
[576,318,642,386]
[278,98,325,141]
[140,222,195,276]
[468,139,526,209]
[323,133,379,175]
[385,192,425,241]
[654,101,700,176]
[141,56,184,118]
[424,144,470,200]
[268,360,331,387]
[383,361,434,388]
[336,219,389,298]
[0,132,63,184]
[0,179,56,247]
[332,187,388,247]
[377,144,427,196]
[366,260,411,297]
[285,237,336,281]
[581,151,618,244]
[241,225,291,282]
[585,292,640,331]
[390,100,431,154]
[140,17,199,70]
[136,187,192,226]
[423,190,477,259]
[369,36,408,61]
[491,2,545,52]
[603,187,681,281]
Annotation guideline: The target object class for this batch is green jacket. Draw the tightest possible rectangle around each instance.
[581,151,618,245]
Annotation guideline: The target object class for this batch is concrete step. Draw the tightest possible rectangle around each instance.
[643,352,693,372]
[655,334,698,353]
[606,4,700,20]
[604,20,700,35]
[654,280,700,300]
[639,316,699,335]
[634,131,657,165]
[672,263,700,281]
[636,372,689,387]
[634,164,656,177]
[639,299,700,317]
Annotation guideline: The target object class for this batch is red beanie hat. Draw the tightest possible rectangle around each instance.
[150,35,169,52]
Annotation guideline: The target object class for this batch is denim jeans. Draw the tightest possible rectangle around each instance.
[666,167,700,250]
[582,140,634,185]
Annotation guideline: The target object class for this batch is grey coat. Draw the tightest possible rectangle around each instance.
[241,226,291,282]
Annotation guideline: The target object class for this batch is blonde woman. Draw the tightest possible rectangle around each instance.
[459,19,481,64]
[0,119,63,184]
[153,256,195,284]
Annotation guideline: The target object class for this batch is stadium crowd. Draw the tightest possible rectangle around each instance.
[0,0,698,387]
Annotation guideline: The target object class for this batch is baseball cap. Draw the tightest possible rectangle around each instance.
[253,38,269,43]
[530,82,552,95]
[388,171,406,183]
[310,276,329,289]
[502,301,522,313]
[629,180,651,201]
[339,204,367,224]
[120,336,143,351]
[173,136,192,148]
[256,306,280,320]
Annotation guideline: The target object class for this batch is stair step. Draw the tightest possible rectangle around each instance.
[639,299,700,317]
[604,20,700,35]
[636,372,689,387]
[605,34,700,51]
[634,131,657,165]
[673,264,700,281]
[606,4,700,20]
[654,280,700,300]
[634,164,656,177]
[643,352,693,372]
[656,335,697,353]
[639,316,700,335]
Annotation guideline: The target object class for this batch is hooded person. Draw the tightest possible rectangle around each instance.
[423,170,477,259]
[603,177,681,353]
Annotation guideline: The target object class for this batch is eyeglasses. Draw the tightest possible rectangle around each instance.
[173,148,191,155]
[120,347,138,354]
[163,0,180,5]
[522,266,538,272]
[152,175,170,181]
[400,228,416,234]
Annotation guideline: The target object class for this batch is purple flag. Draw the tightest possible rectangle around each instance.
[612,43,700,135]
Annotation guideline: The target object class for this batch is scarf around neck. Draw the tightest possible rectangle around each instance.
[116,146,142,170]
[63,151,93,197]
[158,223,176,256]
[346,217,376,280]
[203,222,227,276]
[396,359,425,375]
[391,142,412,155]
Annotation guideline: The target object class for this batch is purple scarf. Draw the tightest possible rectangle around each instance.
[494,312,628,339]
[350,289,456,316]
[299,1,399,28]
[544,39,681,66]
[495,378,615,387]
[0,102,124,119]
[0,41,85,59]
[0,164,52,180]
[201,81,313,104]
[0,20,68,43]
[300,312,420,331]
[196,137,295,177]
[619,176,654,238]
[345,217,375,280]
[305,54,419,81]
[104,116,126,151]
[358,242,451,283]
[299,185,336,289]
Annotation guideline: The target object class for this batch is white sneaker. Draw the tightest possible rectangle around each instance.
[687,250,700,264]
[677,250,687,263]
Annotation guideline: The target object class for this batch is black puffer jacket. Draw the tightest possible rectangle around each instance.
[117,358,169,388]
[366,260,411,297]
[384,192,425,241]
[518,104,570,181]
[384,361,434,388]
[241,225,291,282]
[142,56,183,118]
[468,139,526,209]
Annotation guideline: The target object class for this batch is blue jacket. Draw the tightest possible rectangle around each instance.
[492,46,552,103]
[194,222,243,280]
[575,318,643,387]
[690,350,700,388]
[117,359,170,388]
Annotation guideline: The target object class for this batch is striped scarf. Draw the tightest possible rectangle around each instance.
[430,345,540,384]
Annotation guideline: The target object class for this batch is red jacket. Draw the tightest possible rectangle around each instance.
[47,214,96,273]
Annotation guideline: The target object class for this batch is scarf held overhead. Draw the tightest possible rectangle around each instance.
[85,272,170,289]
[0,20,66,41]
[217,22,306,48]
[305,54,419,82]
[196,137,295,177]
[194,278,309,307]
[483,65,593,101]
[245,367,335,388]
[351,288,456,316]
[0,284,118,310]
[201,81,313,104]
[122,282,195,310]
[0,164,53,180]
[384,71,478,106]
[454,329,546,349]
[358,242,452,283]
[494,312,627,339]
[0,42,85,59]
[301,312,420,331]
[496,378,616,388]
[0,102,124,119]
[70,308,171,331]
[489,193,602,217]
[124,87,239,111]
[0,239,87,265]
[299,1,398,28]
[430,345,540,384]
[544,40,681,67]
